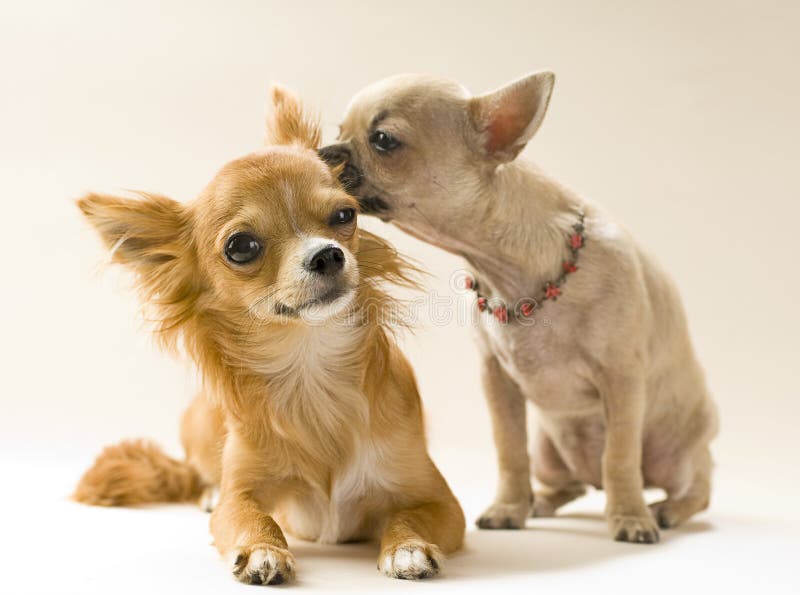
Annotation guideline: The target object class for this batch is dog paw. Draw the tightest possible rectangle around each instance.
[199,486,219,513]
[379,541,442,580]
[476,501,529,529]
[530,497,557,518]
[649,500,692,529]
[230,543,295,585]
[610,512,660,544]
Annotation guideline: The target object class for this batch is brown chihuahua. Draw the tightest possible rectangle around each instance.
[74,86,464,584]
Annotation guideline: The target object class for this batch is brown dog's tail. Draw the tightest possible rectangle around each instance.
[73,439,204,506]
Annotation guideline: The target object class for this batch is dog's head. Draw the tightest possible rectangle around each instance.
[321,72,554,245]
[78,86,362,334]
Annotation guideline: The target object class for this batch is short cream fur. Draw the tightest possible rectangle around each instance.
[325,72,718,544]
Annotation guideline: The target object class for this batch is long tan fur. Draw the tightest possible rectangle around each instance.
[74,439,204,506]
[74,85,464,585]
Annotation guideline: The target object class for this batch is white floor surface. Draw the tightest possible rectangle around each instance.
[2,451,797,595]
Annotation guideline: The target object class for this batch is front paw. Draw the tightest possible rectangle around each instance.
[230,543,296,585]
[609,512,661,544]
[476,500,530,529]
[379,541,442,580]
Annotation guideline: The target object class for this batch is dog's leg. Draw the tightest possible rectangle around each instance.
[180,392,224,512]
[650,446,712,529]
[379,493,464,580]
[600,371,661,544]
[199,485,220,513]
[531,429,586,517]
[531,482,587,517]
[476,355,533,529]
[210,434,295,585]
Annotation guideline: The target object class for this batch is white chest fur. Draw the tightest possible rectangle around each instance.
[257,320,370,442]
[319,436,397,543]
[281,434,398,544]
[256,320,399,543]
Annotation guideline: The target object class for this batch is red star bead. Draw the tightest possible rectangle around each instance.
[520,302,535,317]
[544,283,562,300]
[570,233,584,249]
[477,297,488,311]
[493,306,508,324]
[563,261,578,273]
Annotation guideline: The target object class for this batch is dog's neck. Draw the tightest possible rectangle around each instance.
[401,160,585,303]
[201,302,373,463]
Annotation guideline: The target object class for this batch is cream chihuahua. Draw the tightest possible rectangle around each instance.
[321,72,718,544]
[74,86,464,583]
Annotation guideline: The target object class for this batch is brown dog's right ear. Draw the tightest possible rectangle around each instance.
[77,192,189,267]
[265,84,321,149]
[468,71,555,163]
[77,192,199,341]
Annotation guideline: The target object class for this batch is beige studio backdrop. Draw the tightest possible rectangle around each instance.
[0,1,798,586]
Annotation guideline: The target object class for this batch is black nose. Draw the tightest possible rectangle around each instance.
[318,144,363,192]
[318,144,349,165]
[306,246,345,276]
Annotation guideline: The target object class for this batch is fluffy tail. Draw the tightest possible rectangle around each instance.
[73,439,204,506]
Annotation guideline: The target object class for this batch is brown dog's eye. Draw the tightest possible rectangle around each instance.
[369,130,401,153]
[329,208,356,226]
[225,232,263,265]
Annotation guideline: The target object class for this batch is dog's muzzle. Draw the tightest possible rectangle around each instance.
[318,144,362,192]
[318,144,391,218]
[356,196,391,216]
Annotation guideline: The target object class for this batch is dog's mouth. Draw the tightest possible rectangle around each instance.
[274,286,349,318]
[357,196,392,220]
[318,145,363,192]
[318,145,393,222]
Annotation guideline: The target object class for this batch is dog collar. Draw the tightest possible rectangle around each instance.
[463,209,586,324]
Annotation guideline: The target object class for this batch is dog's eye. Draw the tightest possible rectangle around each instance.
[329,207,356,226]
[224,232,263,265]
[369,130,401,153]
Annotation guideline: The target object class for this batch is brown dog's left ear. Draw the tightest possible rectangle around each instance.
[266,84,321,149]
[468,71,555,162]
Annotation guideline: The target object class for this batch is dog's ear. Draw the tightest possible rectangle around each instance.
[468,71,555,162]
[77,192,190,268]
[77,192,200,341]
[265,84,321,149]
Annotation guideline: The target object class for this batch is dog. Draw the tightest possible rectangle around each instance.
[320,72,718,544]
[73,85,465,584]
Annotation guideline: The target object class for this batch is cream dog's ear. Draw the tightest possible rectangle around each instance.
[77,192,200,343]
[266,84,321,149]
[468,71,555,162]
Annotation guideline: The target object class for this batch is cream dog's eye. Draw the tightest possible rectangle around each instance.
[225,232,263,264]
[369,130,401,153]
[330,207,356,226]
